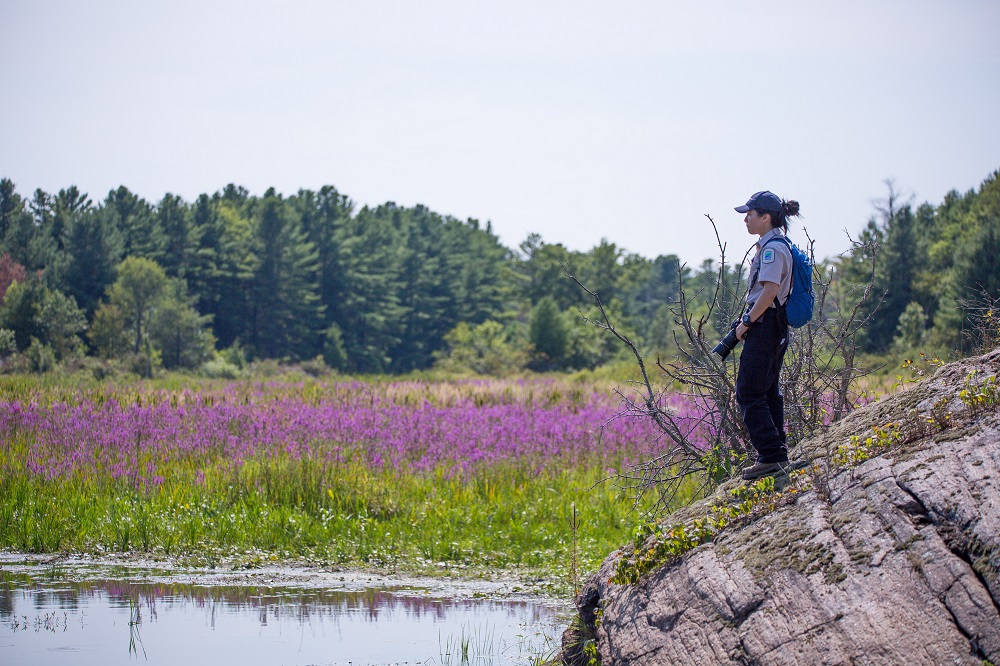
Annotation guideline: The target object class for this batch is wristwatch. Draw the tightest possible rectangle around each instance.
[741,313,754,328]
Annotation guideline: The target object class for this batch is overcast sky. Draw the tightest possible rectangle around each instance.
[3,1,999,267]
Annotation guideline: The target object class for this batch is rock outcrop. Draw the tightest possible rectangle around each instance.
[566,349,1000,665]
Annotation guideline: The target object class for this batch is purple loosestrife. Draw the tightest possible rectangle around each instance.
[0,380,719,487]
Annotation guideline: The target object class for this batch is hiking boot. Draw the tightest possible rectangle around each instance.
[741,460,789,481]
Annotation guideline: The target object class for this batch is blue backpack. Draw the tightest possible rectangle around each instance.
[757,236,814,328]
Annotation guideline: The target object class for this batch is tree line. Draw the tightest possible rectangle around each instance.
[838,172,1000,355]
[0,170,998,375]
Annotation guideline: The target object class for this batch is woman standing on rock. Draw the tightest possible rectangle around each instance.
[733,190,800,480]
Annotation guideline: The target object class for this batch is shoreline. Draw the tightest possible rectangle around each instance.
[0,550,576,603]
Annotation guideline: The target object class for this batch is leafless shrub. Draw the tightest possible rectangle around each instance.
[960,287,1000,355]
[569,216,881,517]
[783,229,883,440]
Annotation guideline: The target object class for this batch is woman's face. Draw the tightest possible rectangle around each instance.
[744,209,772,236]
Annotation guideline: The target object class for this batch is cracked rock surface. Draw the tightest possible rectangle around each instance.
[567,349,1000,665]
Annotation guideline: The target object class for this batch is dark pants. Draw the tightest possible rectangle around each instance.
[736,308,788,464]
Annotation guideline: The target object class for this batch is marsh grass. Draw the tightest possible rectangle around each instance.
[439,622,497,664]
[438,620,562,666]
[127,596,146,659]
[0,377,712,592]
[0,376,693,587]
[0,456,661,581]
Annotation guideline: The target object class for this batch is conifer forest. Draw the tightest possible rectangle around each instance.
[1,170,998,377]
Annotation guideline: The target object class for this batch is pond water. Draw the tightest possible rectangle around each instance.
[0,557,569,666]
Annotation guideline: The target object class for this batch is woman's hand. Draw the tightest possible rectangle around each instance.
[736,322,750,340]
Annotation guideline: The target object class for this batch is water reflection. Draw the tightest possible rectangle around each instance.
[0,565,566,665]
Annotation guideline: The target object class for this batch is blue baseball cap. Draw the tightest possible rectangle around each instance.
[735,190,782,214]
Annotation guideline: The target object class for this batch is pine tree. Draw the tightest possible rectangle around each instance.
[210,201,258,349]
[61,207,123,317]
[332,205,405,372]
[292,185,354,338]
[865,204,918,352]
[106,186,163,260]
[51,187,92,253]
[250,191,323,359]
[157,194,194,278]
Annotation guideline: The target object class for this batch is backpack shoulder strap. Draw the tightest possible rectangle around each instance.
[749,236,793,306]
[749,236,792,289]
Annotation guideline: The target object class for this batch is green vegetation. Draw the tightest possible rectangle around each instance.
[833,424,903,469]
[0,376,680,593]
[610,473,812,585]
[841,174,1000,358]
[0,458,643,586]
[836,369,1000,471]
[606,366,1000,589]
[959,369,1000,415]
[2,170,998,380]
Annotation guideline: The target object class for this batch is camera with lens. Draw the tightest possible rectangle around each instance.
[713,319,741,359]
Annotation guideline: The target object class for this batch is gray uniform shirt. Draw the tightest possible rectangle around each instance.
[745,228,793,312]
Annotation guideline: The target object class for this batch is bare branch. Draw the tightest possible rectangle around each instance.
[570,217,881,518]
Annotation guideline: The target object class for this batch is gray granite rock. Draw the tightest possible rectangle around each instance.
[565,349,1000,665]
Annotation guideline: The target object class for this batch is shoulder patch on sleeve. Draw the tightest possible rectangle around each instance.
[762,248,775,264]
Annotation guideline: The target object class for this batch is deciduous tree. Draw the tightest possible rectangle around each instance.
[108,256,169,352]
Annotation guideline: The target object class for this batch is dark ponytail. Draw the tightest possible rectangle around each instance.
[769,199,801,232]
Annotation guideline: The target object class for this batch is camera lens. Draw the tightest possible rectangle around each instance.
[713,329,740,359]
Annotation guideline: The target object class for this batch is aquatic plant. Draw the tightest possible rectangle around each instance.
[0,378,713,578]
[1,379,698,487]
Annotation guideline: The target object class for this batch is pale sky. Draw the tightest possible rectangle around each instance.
[3,1,999,267]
